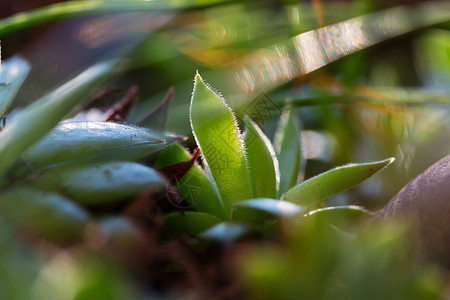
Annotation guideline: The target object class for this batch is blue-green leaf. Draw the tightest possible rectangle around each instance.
[281,158,395,206]
[19,121,179,170]
[37,161,166,205]
[243,116,279,198]
[0,56,30,116]
[200,222,255,243]
[190,73,252,217]
[233,198,306,225]
[0,59,125,183]
[0,186,89,241]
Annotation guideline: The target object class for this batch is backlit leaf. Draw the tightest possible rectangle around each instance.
[190,73,252,217]
[155,143,225,219]
[273,107,302,196]
[243,116,279,198]
[281,158,395,206]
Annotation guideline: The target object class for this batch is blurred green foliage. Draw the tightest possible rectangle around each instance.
[0,0,448,299]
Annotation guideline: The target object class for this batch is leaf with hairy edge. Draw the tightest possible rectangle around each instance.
[162,212,221,238]
[274,106,302,196]
[233,198,305,225]
[0,59,125,183]
[0,56,30,116]
[243,116,279,198]
[155,143,225,219]
[281,158,395,206]
[190,73,252,217]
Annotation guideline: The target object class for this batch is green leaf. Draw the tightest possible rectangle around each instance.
[37,162,166,205]
[155,143,225,219]
[190,73,252,217]
[162,212,221,238]
[0,186,89,242]
[304,206,374,230]
[200,222,255,243]
[281,158,395,206]
[0,59,125,183]
[0,56,30,116]
[19,121,180,170]
[0,0,232,37]
[243,116,279,198]
[274,107,302,196]
[97,217,144,250]
[233,198,306,225]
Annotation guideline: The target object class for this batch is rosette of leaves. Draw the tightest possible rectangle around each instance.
[157,73,394,240]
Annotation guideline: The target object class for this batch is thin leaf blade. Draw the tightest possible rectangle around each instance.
[274,107,302,196]
[281,158,395,206]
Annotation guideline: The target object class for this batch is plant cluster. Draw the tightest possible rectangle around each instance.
[0,0,448,299]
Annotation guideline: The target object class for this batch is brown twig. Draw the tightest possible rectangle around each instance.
[104,85,139,122]
[137,86,174,129]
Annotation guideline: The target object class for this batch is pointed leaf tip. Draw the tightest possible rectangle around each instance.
[281,157,395,206]
[190,74,252,218]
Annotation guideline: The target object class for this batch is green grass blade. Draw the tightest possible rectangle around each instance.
[232,198,306,225]
[274,107,302,196]
[0,56,30,116]
[0,0,231,37]
[162,212,221,238]
[0,59,125,183]
[190,73,252,217]
[243,116,279,199]
[281,158,395,206]
[155,143,225,219]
